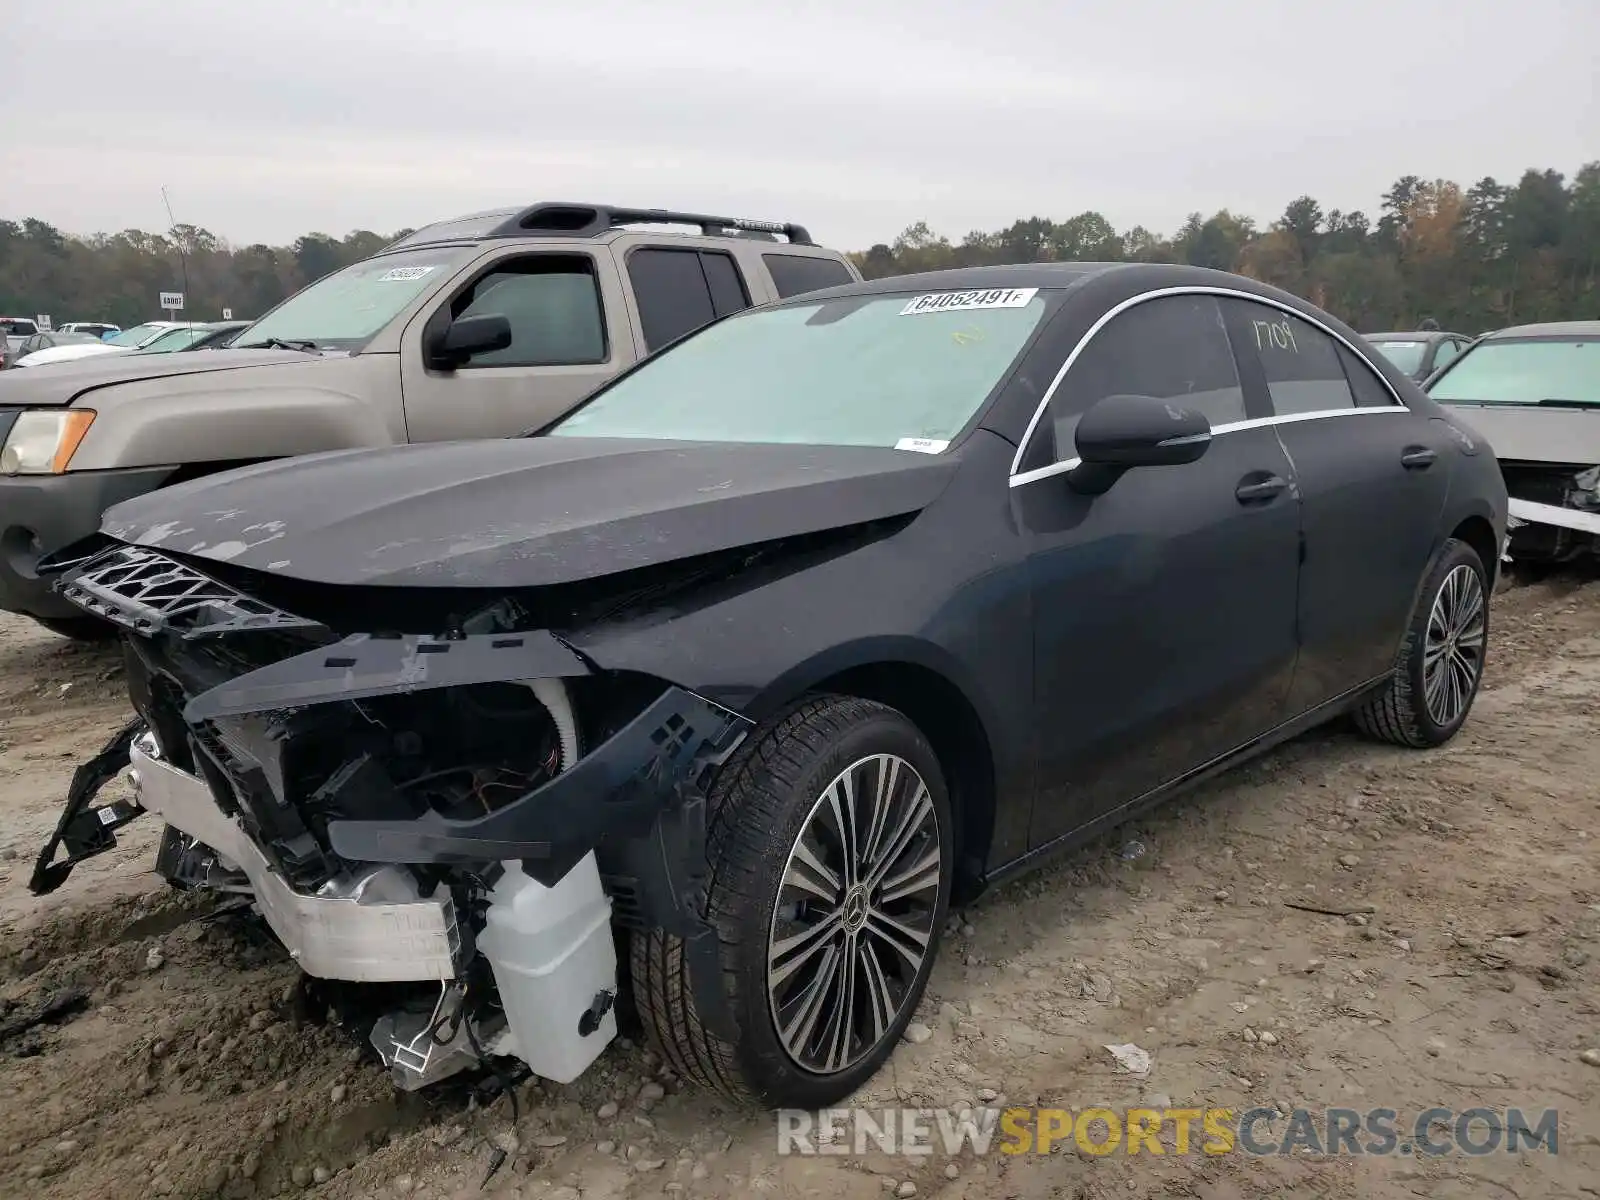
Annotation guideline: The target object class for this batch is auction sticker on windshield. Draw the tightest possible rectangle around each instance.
[377,266,438,282]
[901,288,1039,316]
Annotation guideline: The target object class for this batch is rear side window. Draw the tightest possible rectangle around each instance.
[628,248,751,352]
[1337,345,1404,407]
[450,255,607,367]
[763,253,854,299]
[1027,294,1245,470]
[1227,300,1354,416]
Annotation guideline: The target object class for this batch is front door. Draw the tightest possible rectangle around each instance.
[1221,299,1453,711]
[400,250,632,442]
[1015,293,1302,849]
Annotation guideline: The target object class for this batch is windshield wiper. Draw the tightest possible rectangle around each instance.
[1536,398,1596,409]
[240,337,318,352]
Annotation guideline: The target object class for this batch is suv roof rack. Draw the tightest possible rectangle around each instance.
[501,203,812,245]
[391,203,814,250]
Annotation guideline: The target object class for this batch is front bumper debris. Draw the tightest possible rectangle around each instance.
[130,731,467,981]
[29,718,145,895]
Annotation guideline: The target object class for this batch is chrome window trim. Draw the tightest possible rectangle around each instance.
[1009,407,1407,488]
[1008,285,1408,488]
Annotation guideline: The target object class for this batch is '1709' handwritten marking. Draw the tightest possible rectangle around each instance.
[1252,317,1299,353]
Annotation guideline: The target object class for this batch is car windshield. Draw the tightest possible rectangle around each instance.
[139,326,209,353]
[1370,339,1427,374]
[1,320,38,337]
[1428,337,1600,407]
[548,287,1052,449]
[105,323,168,347]
[235,246,475,348]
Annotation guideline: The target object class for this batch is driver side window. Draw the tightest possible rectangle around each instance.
[449,254,608,368]
[1031,294,1245,467]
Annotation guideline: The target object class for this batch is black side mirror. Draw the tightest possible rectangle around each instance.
[425,313,512,370]
[1067,393,1212,495]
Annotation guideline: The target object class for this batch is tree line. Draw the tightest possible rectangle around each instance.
[2,164,1596,334]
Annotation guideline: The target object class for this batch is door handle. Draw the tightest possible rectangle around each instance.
[1235,474,1289,504]
[1401,446,1438,470]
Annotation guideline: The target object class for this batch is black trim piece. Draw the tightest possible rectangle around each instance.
[57,543,327,639]
[29,718,146,895]
[326,686,748,882]
[181,629,590,721]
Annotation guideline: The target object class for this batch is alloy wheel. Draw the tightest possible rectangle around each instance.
[766,753,942,1075]
[1422,562,1486,727]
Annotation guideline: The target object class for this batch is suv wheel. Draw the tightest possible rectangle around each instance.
[1354,537,1489,747]
[631,695,952,1107]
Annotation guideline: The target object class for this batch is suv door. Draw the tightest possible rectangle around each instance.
[1222,299,1451,713]
[1014,293,1301,849]
[400,250,630,442]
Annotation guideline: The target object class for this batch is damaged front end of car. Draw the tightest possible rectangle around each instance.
[29,542,751,1091]
[1502,462,1600,563]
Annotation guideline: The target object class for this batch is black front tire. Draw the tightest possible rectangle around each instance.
[1354,537,1489,748]
[631,695,953,1108]
[32,614,118,642]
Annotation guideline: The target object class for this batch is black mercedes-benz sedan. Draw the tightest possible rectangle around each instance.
[31,262,1507,1110]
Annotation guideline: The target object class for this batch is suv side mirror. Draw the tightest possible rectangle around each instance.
[425,313,512,370]
[1067,393,1212,495]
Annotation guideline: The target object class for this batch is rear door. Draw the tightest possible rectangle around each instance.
[400,248,632,442]
[622,244,755,356]
[1222,299,1451,713]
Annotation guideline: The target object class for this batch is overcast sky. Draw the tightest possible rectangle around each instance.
[5,0,1596,251]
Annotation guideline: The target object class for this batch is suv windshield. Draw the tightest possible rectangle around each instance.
[1428,337,1600,407]
[548,288,1051,449]
[235,246,476,349]
[1369,339,1427,375]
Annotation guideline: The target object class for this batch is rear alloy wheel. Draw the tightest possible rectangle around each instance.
[1355,537,1489,747]
[631,696,953,1108]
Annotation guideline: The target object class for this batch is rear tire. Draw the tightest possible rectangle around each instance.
[631,695,953,1108]
[1354,537,1489,748]
[33,614,117,642]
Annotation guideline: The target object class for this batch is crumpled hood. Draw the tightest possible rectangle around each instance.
[0,347,328,406]
[101,436,959,587]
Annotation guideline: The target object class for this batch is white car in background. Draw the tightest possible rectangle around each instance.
[10,321,190,368]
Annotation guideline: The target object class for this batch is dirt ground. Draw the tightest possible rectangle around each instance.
[2,576,1597,1200]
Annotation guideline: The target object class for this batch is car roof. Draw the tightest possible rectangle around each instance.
[1482,321,1600,339]
[775,262,1136,304]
